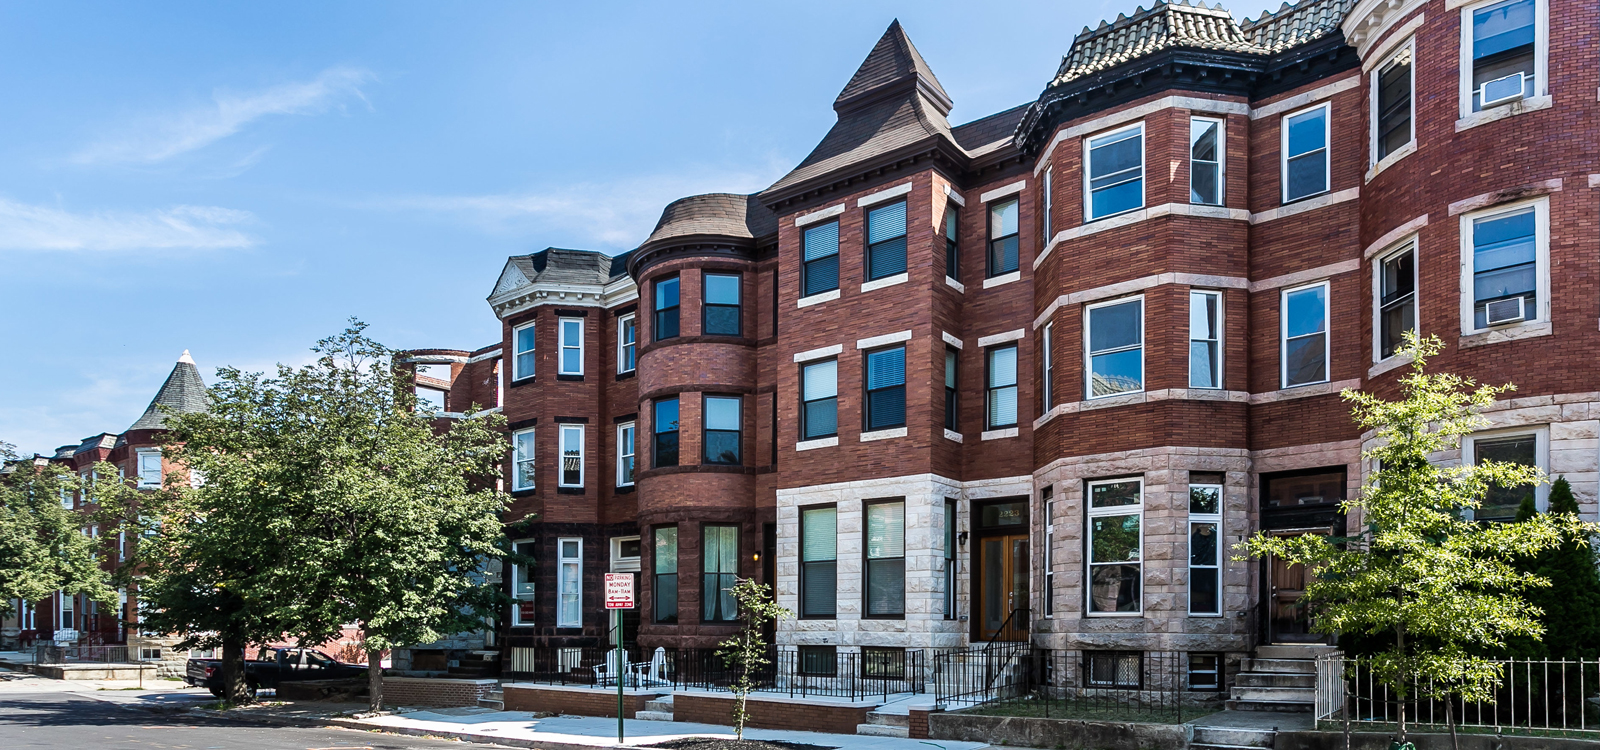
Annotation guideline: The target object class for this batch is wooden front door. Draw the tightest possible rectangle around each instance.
[977,534,1029,642]
[1265,529,1330,643]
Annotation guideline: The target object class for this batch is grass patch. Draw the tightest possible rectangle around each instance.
[1317,720,1600,740]
[953,698,1215,725]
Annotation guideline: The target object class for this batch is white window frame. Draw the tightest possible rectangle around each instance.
[1083,295,1146,400]
[1042,495,1055,618]
[58,591,74,631]
[1189,290,1223,389]
[1457,0,1548,118]
[1085,477,1144,617]
[610,535,641,573]
[558,424,584,488]
[1187,483,1223,617]
[618,313,637,374]
[1083,122,1146,222]
[1280,281,1331,389]
[511,427,535,492]
[1041,322,1054,411]
[1189,116,1225,206]
[1458,197,1549,335]
[136,449,162,488]
[616,422,636,487]
[1373,239,1420,363]
[558,317,584,376]
[1370,38,1416,167]
[1462,425,1550,517]
[556,537,583,628]
[1280,102,1331,204]
[510,538,537,626]
[1041,167,1053,243]
[512,321,536,381]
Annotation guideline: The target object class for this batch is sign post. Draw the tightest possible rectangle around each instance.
[604,573,635,744]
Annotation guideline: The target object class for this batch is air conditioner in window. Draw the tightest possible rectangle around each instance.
[1479,72,1527,108]
[1484,296,1526,326]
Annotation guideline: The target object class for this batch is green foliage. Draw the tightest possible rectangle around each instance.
[1239,333,1599,721]
[0,441,123,621]
[1520,477,1600,659]
[717,577,791,740]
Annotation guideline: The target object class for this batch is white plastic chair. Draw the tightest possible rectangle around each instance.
[592,648,627,686]
[634,646,669,687]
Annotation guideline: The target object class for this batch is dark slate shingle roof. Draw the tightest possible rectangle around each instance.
[127,353,209,432]
[834,19,951,112]
[506,247,634,288]
[643,193,778,247]
[1052,0,1352,86]
[950,104,1030,154]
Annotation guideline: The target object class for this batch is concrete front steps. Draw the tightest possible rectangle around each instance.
[1226,644,1337,713]
[1191,724,1278,750]
[477,690,504,710]
[856,709,909,737]
[635,695,675,721]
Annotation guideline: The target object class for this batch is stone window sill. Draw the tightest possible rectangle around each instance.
[983,271,1021,289]
[1455,95,1552,133]
[944,429,963,443]
[861,273,908,294]
[1368,353,1413,379]
[1365,140,1416,183]
[1459,320,1552,349]
[860,427,907,442]
[981,428,1018,441]
[944,276,965,293]
[797,289,840,309]
[795,437,838,452]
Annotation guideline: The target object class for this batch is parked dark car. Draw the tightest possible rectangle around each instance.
[184,647,366,699]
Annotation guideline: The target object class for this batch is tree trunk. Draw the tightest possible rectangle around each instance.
[221,637,250,704]
[367,646,383,713]
[1395,624,1407,744]
[1446,692,1459,750]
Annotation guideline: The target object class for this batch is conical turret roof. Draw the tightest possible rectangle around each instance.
[127,350,208,431]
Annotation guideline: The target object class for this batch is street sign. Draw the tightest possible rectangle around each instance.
[604,573,634,610]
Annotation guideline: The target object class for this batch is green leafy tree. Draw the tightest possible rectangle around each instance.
[1519,477,1600,660]
[717,578,791,740]
[0,442,121,624]
[1240,333,1598,744]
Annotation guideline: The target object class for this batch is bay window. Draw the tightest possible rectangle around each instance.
[704,273,741,336]
[653,398,679,468]
[1190,117,1222,206]
[654,276,680,341]
[943,349,958,431]
[618,314,637,373]
[1374,42,1414,161]
[557,538,581,628]
[512,427,535,491]
[558,424,583,488]
[1465,0,1541,113]
[1087,478,1142,615]
[703,395,741,465]
[616,423,635,487]
[558,317,583,376]
[1377,243,1417,360]
[943,499,957,619]
[987,199,1018,277]
[1086,297,1143,398]
[654,527,678,623]
[1086,123,1144,220]
[1282,104,1329,203]
[1464,201,1545,331]
[512,321,535,381]
[1188,481,1222,616]
[1189,291,1221,388]
[944,206,960,281]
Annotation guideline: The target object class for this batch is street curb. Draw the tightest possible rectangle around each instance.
[184,706,625,750]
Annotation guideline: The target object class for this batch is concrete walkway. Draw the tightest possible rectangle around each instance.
[0,664,213,709]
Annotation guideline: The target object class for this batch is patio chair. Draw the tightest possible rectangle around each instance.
[592,648,630,687]
[633,647,669,687]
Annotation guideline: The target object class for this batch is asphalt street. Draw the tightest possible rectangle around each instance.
[0,691,497,750]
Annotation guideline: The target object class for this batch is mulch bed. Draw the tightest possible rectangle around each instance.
[641,738,835,750]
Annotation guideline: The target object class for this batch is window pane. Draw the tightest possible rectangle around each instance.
[1189,342,1219,389]
[988,385,1017,428]
[1089,564,1142,613]
[516,325,536,354]
[802,507,837,561]
[803,221,839,261]
[867,201,906,244]
[988,346,1017,388]
[1091,480,1141,508]
[803,398,837,439]
[867,389,905,430]
[989,235,1019,275]
[1473,0,1535,59]
[1190,119,1218,162]
[866,348,905,388]
[705,431,740,464]
[655,398,679,433]
[1189,485,1221,514]
[1190,522,1219,566]
[803,254,840,296]
[1090,514,1141,563]
[1286,108,1327,158]
[803,561,837,616]
[705,397,740,431]
[1287,153,1327,201]
[1191,162,1220,205]
[866,502,905,558]
[705,274,740,305]
[1090,349,1142,397]
[944,350,957,388]
[1473,211,1536,274]
[866,558,905,616]
[989,199,1017,239]
[705,526,737,573]
[1089,129,1142,181]
[654,527,677,573]
[1476,435,1537,520]
[868,236,908,279]
[1376,50,1412,159]
[1089,300,1141,352]
[803,360,837,399]
[1284,333,1327,385]
[560,426,582,486]
[655,277,679,310]
[1284,287,1327,338]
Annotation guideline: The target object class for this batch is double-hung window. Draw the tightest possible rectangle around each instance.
[1376,243,1417,360]
[618,314,637,373]
[653,527,678,623]
[1188,481,1223,616]
[704,273,741,336]
[1471,431,1541,521]
[137,449,162,488]
[510,539,537,625]
[654,277,680,340]
[944,206,960,281]
[1190,118,1222,205]
[704,396,741,465]
[866,201,907,281]
[1042,488,1055,617]
[1040,324,1054,411]
[986,345,1018,429]
[1086,123,1144,220]
[703,525,738,622]
[512,427,536,491]
[987,199,1018,277]
[803,221,840,297]
[558,424,583,488]
[1189,291,1222,389]
[1087,478,1143,615]
[1041,168,1053,243]
[943,499,957,619]
[616,423,635,487]
[865,500,905,617]
[1086,297,1143,398]
[653,398,679,468]
[1465,202,1545,331]
[801,360,838,440]
[1282,104,1330,203]
[1465,0,1540,113]
[1374,42,1414,161]
[558,318,583,376]
[800,506,837,618]
[1282,282,1329,387]
[512,322,536,381]
[557,538,582,628]
[864,346,906,431]
[943,349,958,431]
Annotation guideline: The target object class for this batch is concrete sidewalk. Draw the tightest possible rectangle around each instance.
[0,664,213,710]
[193,700,991,750]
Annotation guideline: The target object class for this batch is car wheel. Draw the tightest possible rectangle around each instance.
[208,687,224,699]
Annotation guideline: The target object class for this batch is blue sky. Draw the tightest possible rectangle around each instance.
[0,0,1286,456]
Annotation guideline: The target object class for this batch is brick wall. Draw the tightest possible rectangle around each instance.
[500,683,655,717]
[671,691,875,735]
[382,677,497,708]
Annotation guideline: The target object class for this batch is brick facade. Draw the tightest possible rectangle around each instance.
[670,691,876,735]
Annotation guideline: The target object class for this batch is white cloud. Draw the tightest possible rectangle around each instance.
[0,198,255,252]
[72,66,374,165]
[368,165,788,249]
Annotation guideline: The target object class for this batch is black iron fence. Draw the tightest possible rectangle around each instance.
[505,645,924,701]
[933,648,1240,723]
[33,644,132,665]
[1319,655,1600,737]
